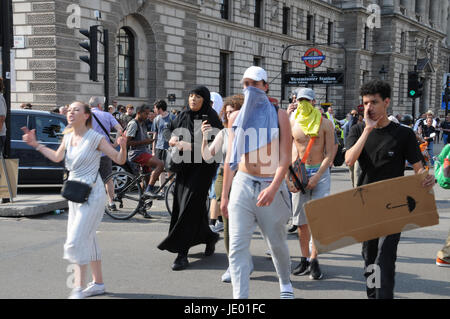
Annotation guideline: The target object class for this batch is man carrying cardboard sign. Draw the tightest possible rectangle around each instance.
[345,80,435,299]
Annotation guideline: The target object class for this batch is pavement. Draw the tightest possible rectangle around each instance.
[0,189,67,217]
[0,142,449,301]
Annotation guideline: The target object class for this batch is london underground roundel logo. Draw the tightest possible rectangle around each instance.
[302,48,326,69]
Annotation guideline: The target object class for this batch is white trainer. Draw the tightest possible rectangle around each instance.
[82,282,105,297]
[221,267,231,283]
[68,287,85,299]
[213,221,224,232]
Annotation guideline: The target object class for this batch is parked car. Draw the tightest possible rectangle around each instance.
[10,109,67,186]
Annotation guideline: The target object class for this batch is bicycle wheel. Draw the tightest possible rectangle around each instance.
[104,171,143,220]
[164,178,212,216]
[164,178,175,216]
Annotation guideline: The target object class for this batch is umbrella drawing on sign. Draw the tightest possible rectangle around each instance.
[386,196,417,213]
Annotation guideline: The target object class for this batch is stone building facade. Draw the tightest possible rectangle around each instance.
[9,0,450,118]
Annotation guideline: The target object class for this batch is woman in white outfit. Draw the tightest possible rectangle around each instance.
[22,101,127,299]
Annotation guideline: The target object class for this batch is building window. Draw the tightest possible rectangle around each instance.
[363,26,369,50]
[307,14,314,41]
[117,27,135,97]
[327,21,334,45]
[362,70,369,85]
[399,73,405,105]
[219,51,230,97]
[400,31,407,53]
[281,60,289,101]
[254,0,263,28]
[253,56,264,67]
[282,7,291,35]
[220,0,230,20]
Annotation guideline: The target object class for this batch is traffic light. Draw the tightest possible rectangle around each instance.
[407,71,423,99]
[79,25,98,82]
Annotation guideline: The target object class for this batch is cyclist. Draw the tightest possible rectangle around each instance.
[126,104,164,198]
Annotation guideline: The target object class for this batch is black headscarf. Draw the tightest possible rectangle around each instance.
[187,86,211,120]
[164,86,223,149]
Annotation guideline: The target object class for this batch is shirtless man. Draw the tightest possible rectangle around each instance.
[221,66,294,299]
[290,88,335,280]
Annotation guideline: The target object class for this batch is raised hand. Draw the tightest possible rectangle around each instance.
[117,130,128,149]
[364,106,381,130]
[21,127,38,148]
[201,120,212,140]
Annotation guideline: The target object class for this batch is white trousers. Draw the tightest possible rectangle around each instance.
[63,179,106,265]
[228,171,292,299]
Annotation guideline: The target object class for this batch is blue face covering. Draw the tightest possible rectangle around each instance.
[229,86,279,171]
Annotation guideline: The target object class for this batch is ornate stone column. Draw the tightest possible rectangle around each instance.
[416,0,430,24]
[407,0,416,18]
[383,0,401,14]
[429,0,441,29]
[441,0,449,34]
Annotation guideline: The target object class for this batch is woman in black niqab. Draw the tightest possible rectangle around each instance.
[158,86,224,270]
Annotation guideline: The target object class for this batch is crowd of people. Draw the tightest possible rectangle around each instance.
[3,66,448,300]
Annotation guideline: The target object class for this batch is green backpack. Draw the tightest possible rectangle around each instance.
[435,144,450,189]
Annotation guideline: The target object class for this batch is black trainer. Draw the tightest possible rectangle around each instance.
[172,253,189,271]
[309,258,323,280]
[292,257,310,276]
[144,189,164,200]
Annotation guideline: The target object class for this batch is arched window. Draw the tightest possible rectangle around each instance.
[117,27,135,97]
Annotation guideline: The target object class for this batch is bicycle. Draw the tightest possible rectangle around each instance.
[103,167,211,220]
[103,167,176,220]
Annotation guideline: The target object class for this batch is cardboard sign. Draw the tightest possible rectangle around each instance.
[0,159,19,198]
[304,172,439,254]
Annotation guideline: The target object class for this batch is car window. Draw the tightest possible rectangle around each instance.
[35,116,67,143]
[10,114,28,141]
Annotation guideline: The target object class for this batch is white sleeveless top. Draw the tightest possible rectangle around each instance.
[64,129,104,184]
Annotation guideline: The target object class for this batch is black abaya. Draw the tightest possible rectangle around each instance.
[158,87,223,254]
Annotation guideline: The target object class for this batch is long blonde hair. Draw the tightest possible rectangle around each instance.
[63,101,93,135]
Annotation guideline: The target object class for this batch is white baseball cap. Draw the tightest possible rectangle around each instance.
[241,66,268,83]
[295,88,315,101]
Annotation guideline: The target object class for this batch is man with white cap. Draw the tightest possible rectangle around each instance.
[290,87,335,280]
[221,66,294,299]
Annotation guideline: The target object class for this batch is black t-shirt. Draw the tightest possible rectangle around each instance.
[345,122,423,186]
[421,125,435,142]
[442,121,450,136]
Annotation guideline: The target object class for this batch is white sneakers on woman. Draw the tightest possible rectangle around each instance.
[68,282,105,299]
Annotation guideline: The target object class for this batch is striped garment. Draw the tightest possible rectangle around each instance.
[64,129,103,184]
[62,128,107,265]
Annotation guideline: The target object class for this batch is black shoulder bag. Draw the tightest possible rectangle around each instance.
[61,172,99,203]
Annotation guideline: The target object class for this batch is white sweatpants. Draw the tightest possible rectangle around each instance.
[63,179,107,265]
[228,171,292,299]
